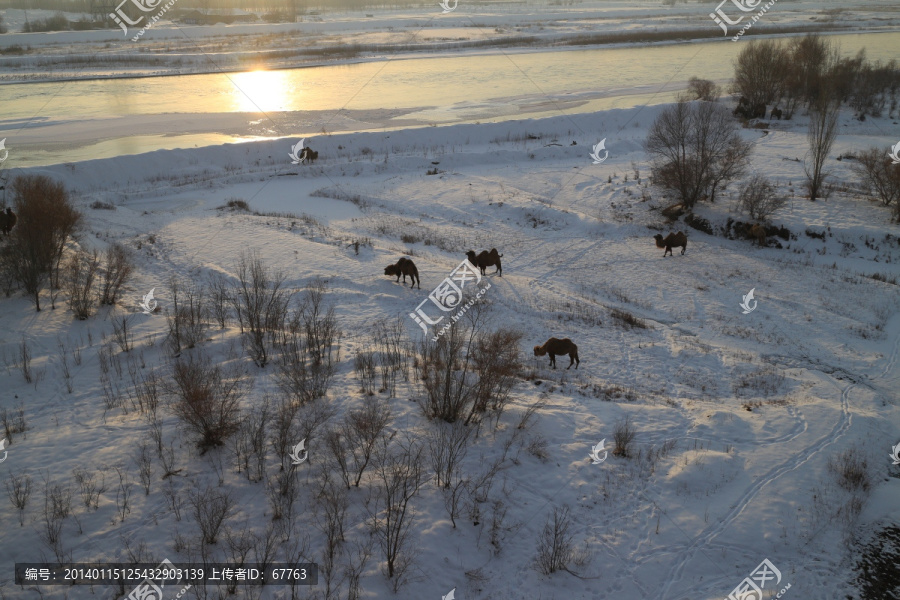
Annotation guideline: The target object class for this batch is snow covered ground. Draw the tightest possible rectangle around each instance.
[1,94,899,599]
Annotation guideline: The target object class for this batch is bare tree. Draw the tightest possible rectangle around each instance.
[165,277,207,355]
[5,470,32,526]
[134,441,153,495]
[3,175,82,311]
[326,396,391,488]
[354,349,377,396]
[99,243,133,306]
[232,397,270,482]
[851,147,900,220]
[646,101,753,208]
[367,434,427,586]
[427,421,471,489]
[167,353,248,452]
[731,39,788,107]
[739,174,786,221]
[111,313,134,352]
[72,467,105,511]
[231,250,292,367]
[66,248,99,320]
[188,484,234,545]
[466,328,523,426]
[374,317,408,397]
[804,93,840,202]
[535,506,590,575]
[206,271,231,328]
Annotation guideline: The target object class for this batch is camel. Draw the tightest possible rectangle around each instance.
[300,148,318,164]
[653,231,687,257]
[465,248,503,276]
[534,337,580,369]
[384,257,420,288]
[769,107,782,120]
[0,207,16,236]
[750,224,767,247]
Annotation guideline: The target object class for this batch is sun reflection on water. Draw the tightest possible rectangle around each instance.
[229,70,296,113]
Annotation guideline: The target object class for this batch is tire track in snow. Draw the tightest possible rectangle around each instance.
[653,326,900,599]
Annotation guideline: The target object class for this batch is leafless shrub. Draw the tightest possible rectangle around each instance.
[72,467,105,511]
[17,336,32,383]
[613,415,636,458]
[99,243,133,306]
[111,313,134,352]
[526,434,550,460]
[315,471,349,599]
[851,147,900,220]
[232,397,270,482]
[188,484,234,545]
[534,506,589,575]
[56,340,73,394]
[100,373,125,420]
[266,468,300,524]
[367,434,427,586]
[113,465,132,523]
[270,395,301,473]
[5,470,32,526]
[207,271,231,328]
[163,479,183,521]
[374,316,409,397]
[827,446,872,493]
[165,276,208,355]
[686,76,721,102]
[222,524,256,595]
[609,307,649,330]
[167,354,248,452]
[134,441,153,495]
[2,174,82,311]
[427,421,472,488]
[731,38,789,108]
[417,321,474,422]
[344,538,374,600]
[442,471,468,528]
[354,349,377,395]
[160,441,181,479]
[131,368,161,417]
[739,173,786,221]
[232,250,292,367]
[66,248,99,320]
[1,402,27,442]
[276,285,340,405]
[325,396,391,488]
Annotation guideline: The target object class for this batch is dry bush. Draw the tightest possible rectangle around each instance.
[805,94,840,202]
[188,484,234,545]
[686,76,721,102]
[111,313,134,352]
[612,415,636,458]
[325,396,391,488]
[5,470,32,526]
[231,397,270,482]
[99,243,133,306]
[731,39,789,107]
[72,467,105,511]
[739,174,786,221]
[534,506,590,575]
[2,174,82,311]
[827,446,872,493]
[466,328,523,426]
[232,250,292,367]
[427,421,472,488]
[167,353,248,452]
[354,349,377,395]
[165,276,208,356]
[206,271,231,328]
[66,249,99,320]
[418,321,472,422]
[851,147,900,220]
[374,316,408,397]
[368,434,427,586]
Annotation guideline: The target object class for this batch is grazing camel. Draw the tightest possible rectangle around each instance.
[300,147,318,164]
[465,248,503,276]
[769,107,782,120]
[384,257,420,289]
[534,337,580,369]
[750,224,767,247]
[653,231,688,257]
[0,207,17,236]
